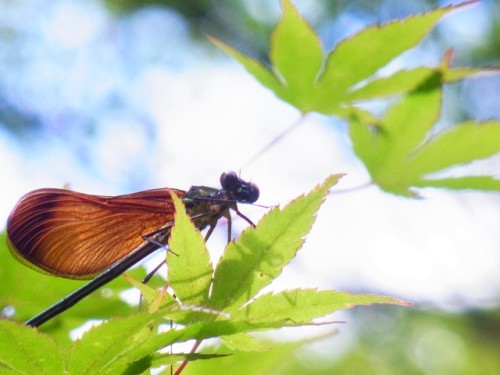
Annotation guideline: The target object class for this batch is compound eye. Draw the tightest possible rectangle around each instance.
[220,171,239,191]
[232,181,259,203]
[220,171,260,203]
[243,182,259,203]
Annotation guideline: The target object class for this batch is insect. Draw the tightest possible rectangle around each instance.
[6,171,259,327]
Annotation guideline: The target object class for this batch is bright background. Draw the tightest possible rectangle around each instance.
[1,0,499,373]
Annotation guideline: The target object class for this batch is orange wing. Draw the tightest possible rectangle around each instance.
[7,188,186,279]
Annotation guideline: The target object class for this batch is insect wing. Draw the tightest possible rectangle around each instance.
[7,188,185,279]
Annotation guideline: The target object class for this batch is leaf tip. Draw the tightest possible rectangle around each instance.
[440,48,454,68]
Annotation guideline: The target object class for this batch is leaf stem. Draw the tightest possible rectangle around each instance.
[243,113,308,169]
[329,182,373,195]
[174,339,203,375]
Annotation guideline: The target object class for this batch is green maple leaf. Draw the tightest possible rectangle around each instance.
[349,74,500,196]
[210,0,481,118]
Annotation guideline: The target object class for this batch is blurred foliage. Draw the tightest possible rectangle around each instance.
[185,306,500,374]
[105,0,275,61]
[453,2,500,64]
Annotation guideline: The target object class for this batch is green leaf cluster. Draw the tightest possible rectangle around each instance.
[213,0,500,196]
[0,175,408,373]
